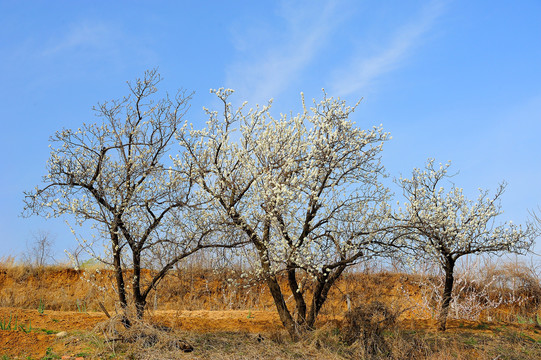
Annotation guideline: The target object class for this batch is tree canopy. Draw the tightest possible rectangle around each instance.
[177,88,394,337]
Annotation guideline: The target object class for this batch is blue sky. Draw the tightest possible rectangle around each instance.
[1,0,540,261]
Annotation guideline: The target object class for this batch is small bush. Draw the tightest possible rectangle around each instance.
[96,316,194,357]
[341,301,398,355]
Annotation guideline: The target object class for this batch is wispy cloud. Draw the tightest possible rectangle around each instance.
[225,0,345,105]
[330,0,446,97]
[42,22,114,55]
[40,21,156,67]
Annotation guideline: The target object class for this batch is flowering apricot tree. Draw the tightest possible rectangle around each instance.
[395,159,534,331]
[177,89,393,337]
[23,70,243,321]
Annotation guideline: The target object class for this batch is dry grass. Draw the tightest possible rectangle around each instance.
[0,256,115,312]
[1,256,540,322]
[8,317,539,360]
[1,256,541,359]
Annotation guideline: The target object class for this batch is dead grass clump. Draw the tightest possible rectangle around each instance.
[94,315,194,359]
[343,329,541,360]
[340,301,399,356]
[122,323,193,353]
[383,331,436,360]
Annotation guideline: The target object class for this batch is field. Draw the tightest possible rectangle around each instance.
[1,259,541,359]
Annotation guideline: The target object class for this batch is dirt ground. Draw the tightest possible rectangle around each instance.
[0,307,106,359]
[2,265,541,358]
[2,306,541,359]
[0,307,286,358]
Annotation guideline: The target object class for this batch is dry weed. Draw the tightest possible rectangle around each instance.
[340,300,399,358]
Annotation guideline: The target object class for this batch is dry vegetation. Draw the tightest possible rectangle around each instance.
[1,256,541,359]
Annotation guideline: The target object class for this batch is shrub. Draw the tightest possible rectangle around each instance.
[341,301,398,355]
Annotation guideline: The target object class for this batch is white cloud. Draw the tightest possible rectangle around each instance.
[330,0,446,97]
[40,21,156,67]
[42,22,119,56]
[225,0,345,105]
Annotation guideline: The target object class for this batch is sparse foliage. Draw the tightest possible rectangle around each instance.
[394,159,534,330]
[23,230,55,268]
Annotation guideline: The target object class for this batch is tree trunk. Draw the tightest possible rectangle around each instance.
[233,213,299,339]
[252,221,299,339]
[287,266,307,326]
[438,258,455,331]
[112,236,127,308]
[132,250,146,319]
[266,275,299,339]
[111,231,130,327]
[134,295,146,319]
[306,265,346,328]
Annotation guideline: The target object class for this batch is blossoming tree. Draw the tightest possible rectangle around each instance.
[395,159,534,330]
[23,70,243,322]
[177,89,393,338]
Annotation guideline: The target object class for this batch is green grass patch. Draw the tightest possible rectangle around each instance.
[0,315,32,333]
[37,298,45,315]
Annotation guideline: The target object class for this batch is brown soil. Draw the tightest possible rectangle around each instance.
[0,307,284,358]
[1,265,540,358]
[2,307,541,359]
[0,307,106,358]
